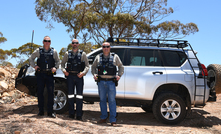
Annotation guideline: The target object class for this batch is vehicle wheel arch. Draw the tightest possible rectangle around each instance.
[54,77,67,85]
[153,84,191,107]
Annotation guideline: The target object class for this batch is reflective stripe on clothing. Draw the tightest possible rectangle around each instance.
[68,94,75,98]
[76,95,83,99]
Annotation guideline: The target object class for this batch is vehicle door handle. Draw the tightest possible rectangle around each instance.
[152,71,163,74]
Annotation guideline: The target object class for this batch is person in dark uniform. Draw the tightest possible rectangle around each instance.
[91,42,124,126]
[61,39,89,120]
[29,36,60,118]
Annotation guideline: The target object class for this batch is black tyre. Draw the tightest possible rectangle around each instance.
[207,64,221,94]
[44,83,68,114]
[152,93,187,125]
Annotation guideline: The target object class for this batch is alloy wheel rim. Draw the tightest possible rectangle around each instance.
[53,90,67,111]
[160,99,181,120]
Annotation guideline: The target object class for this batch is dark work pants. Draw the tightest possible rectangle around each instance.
[37,73,54,113]
[67,75,84,117]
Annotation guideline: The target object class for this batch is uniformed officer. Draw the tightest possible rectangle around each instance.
[61,39,89,120]
[91,42,124,126]
[29,36,60,118]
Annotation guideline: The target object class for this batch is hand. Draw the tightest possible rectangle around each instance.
[63,71,69,76]
[34,66,40,71]
[77,72,84,78]
[116,75,121,81]
[51,67,57,73]
[93,74,98,80]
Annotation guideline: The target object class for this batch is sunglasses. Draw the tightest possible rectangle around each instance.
[44,40,51,42]
[72,42,79,44]
[102,46,110,48]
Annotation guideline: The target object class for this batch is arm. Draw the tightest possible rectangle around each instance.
[53,49,60,69]
[61,51,69,76]
[52,49,60,73]
[115,54,124,81]
[81,52,89,75]
[91,55,99,80]
[78,52,89,78]
[29,48,40,70]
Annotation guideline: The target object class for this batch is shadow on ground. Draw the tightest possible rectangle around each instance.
[0,103,220,128]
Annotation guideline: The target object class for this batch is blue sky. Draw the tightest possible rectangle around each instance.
[0,0,221,67]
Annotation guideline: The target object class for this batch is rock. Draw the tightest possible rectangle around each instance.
[12,90,22,99]
[14,131,21,134]
[0,67,11,80]
[2,96,12,103]
[0,66,25,103]
[11,74,16,79]
[0,81,8,92]
[2,92,9,97]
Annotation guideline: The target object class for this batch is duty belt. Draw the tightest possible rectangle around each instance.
[95,76,118,86]
[99,77,114,81]
[35,69,56,75]
[69,71,79,75]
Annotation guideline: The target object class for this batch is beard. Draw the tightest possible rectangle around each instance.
[72,45,78,50]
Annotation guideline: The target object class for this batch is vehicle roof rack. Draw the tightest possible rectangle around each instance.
[106,37,188,48]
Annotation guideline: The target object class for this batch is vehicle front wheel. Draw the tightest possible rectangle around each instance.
[44,83,68,114]
[53,84,68,114]
[152,93,187,125]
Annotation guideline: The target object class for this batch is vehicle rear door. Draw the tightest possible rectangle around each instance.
[124,48,167,100]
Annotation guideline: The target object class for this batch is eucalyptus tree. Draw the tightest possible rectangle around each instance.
[11,43,42,68]
[0,32,7,44]
[35,0,198,44]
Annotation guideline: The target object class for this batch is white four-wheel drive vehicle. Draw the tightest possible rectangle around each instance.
[16,37,218,124]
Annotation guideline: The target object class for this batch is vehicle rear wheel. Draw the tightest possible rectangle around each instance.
[152,93,187,125]
[207,64,221,94]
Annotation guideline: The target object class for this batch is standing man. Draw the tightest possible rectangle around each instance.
[91,42,124,126]
[29,36,60,118]
[61,39,89,120]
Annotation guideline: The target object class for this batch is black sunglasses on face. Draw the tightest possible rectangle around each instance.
[72,42,79,44]
[102,46,110,48]
[44,40,51,42]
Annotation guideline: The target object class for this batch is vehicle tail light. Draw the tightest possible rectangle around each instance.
[201,64,208,76]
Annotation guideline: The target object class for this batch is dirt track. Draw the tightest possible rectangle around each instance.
[0,94,221,134]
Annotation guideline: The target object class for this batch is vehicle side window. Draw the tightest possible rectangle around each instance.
[129,49,162,66]
[110,48,125,65]
[87,50,102,65]
[160,50,187,66]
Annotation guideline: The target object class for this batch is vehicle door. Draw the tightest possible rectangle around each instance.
[160,50,194,92]
[124,48,167,100]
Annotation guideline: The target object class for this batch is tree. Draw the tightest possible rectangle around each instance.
[0,32,13,66]
[0,61,13,67]
[59,42,93,60]
[11,43,42,68]
[35,0,198,45]
[0,32,8,60]
[0,32,7,44]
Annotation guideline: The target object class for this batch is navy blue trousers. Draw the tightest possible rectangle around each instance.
[67,75,84,117]
[37,73,54,113]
